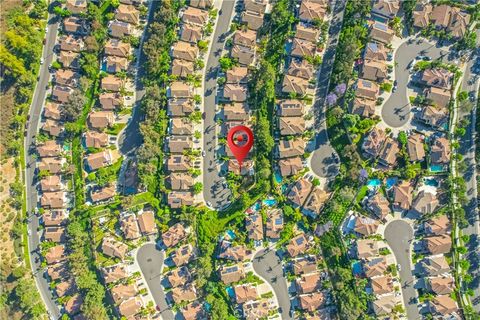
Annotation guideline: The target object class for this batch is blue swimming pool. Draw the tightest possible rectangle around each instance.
[367,179,381,188]
[226,229,236,240]
[263,199,277,207]
[352,261,363,276]
[226,286,235,298]
[385,177,397,189]
[251,202,261,211]
[424,178,439,187]
[430,164,444,173]
[274,172,283,184]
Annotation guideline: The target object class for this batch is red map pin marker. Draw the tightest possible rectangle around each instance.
[227,125,254,171]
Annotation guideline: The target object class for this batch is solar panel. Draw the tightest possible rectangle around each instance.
[375,22,388,31]
[296,237,304,245]
[275,218,283,225]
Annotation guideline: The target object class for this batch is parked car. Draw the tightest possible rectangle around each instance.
[393,80,398,92]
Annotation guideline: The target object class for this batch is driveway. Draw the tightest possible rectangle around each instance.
[309,0,346,179]
[381,39,450,128]
[136,243,173,320]
[253,248,292,319]
[202,0,235,209]
[384,220,420,320]
[25,13,61,319]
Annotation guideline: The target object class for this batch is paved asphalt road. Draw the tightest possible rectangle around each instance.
[253,248,292,319]
[117,0,158,155]
[381,40,450,128]
[202,0,235,209]
[136,243,174,320]
[384,220,420,320]
[25,13,61,319]
[309,0,345,180]
[459,30,480,312]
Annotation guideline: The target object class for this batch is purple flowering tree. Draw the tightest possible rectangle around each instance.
[326,93,338,106]
[334,83,347,96]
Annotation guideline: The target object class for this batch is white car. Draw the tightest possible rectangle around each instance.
[397,264,402,271]
[40,58,44,65]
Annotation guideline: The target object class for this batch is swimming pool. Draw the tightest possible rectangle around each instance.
[263,199,277,207]
[430,164,444,173]
[367,179,381,188]
[385,177,397,189]
[251,202,261,211]
[351,261,363,276]
[424,178,439,187]
[274,172,283,184]
[226,229,236,240]
[226,286,235,298]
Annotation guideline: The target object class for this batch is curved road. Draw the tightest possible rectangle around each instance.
[381,39,450,128]
[253,248,292,319]
[309,0,345,180]
[202,0,235,209]
[25,13,61,319]
[384,220,420,320]
[136,243,173,320]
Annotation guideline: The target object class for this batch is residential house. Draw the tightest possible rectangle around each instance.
[171,283,197,304]
[88,111,115,129]
[162,223,188,247]
[59,50,80,69]
[170,118,194,135]
[64,294,83,315]
[367,192,391,221]
[447,8,470,39]
[372,0,400,18]
[363,256,388,278]
[120,214,140,239]
[421,255,450,276]
[55,69,79,87]
[361,59,388,82]
[166,155,191,172]
[302,187,329,217]
[276,139,305,158]
[231,44,256,66]
[42,119,63,137]
[101,75,124,92]
[228,159,254,175]
[115,4,140,25]
[378,138,399,166]
[102,264,128,284]
[105,55,128,73]
[351,97,376,117]
[44,226,66,242]
[167,266,192,288]
[369,21,394,44]
[370,276,394,295]
[356,78,379,100]
[424,215,451,235]
[298,292,325,312]
[241,10,264,31]
[244,0,268,14]
[429,295,459,316]
[85,150,121,171]
[419,105,449,129]
[189,0,213,9]
[99,92,123,110]
[413,4,432,28]
[364,42,389,61]
[431,5,452,29]
[373,294,399,316]
[40,175,63,192]
[180,23,203,43]
[234,284,258,304]
[407,133,426,162]
[427,275,455,295]
[245,213,263,242]
[286,233,309,257]
[168,98,195,117]
[431,136,451,165]
[102,237,129,260]
[223,102,250,121]
[42,210,67,226]
[105,39,131,58]
[224,83,248,101]
[181,6,208,26]
[356,239,379,259]
[44,102,62,120]
[45,245,66,265]
[56,279,76,297]
[362,127,386,158]
[234,29,257,48]
[180,301,206,320]
[288,178,312,208]
[412,191,439,215]
[168,172,194,190]
[288,58,314,80]
[168,82,193,98]
[118,297,143,318]
[52,85,73,104]
[47,263,68,281]
[265,208,283,239]
[111,283,137,304]
[425,234,452,255]
[354,216,380,237]
[172,59,195,78]
[84,131,108,148]
[422,68,453,89]
[295,23,320,42]
[218,244,253,261]
[282,75,310,96]
[59,35,84,52]
[291,37,316,59]
[37,140,61,158]
[293,256,317,275]
[172,41,199,62]
[220,264,245,284]
[226,66,249,84]
[109,20,132,38]
[38,157,64,174]
[137,210,156,235]
[296,271,322,294]
[279,116,305,135]
[277,99,304,117]
[392,181,413,211]
[425,87,451,108]
[167,135,193,154]
[65,0,87,15]
[243,299,271,320]
[41,192,66,210]
[299,0,327,23]
[278,157,303,177]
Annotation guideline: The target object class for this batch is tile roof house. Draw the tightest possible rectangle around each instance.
[412,191,439,215]
[373,293,399,316]
[299,0,327,23]
[242,299,271,320]
[44,226,66,242]
[265,208,284,239]
[102,264,128,284]
[224,83,248,102]
[369,21,394,44]
[296,271,322,294]
[351,97,376,118]
[302,187,329,217]
[295,24,320,42]
[172,244,196,267]
[231,44,256,66]
[168,172,194,190]
[363,256,388,278]
[52,85,73,104]
[277,99,304,117]
[172,59,195,78]
[246,213,263,241]
[171,283,197,304]
[111,283,138,304]
[99,92,123,110]
[84,131,108,148]
[168,81,193,98]
[108,20,132,38]
[41,192,66,210]
[37,140,62,158]
[354,216,380,237]
[419,105,449,129]
[291,38,317,59]
[356,239,379,259]
[422,68,453,89]
[425,87,451,108]
[234,29,257,48]
[293,256,318,275]
[37,157,64,174]
[371,276,394,295]
[115,4,140,25]
[413,4,432,28]
[431,5,452,29]
[167,266,192,288]
[425,234,452,255]
[226,66,249,84]
[447,8,471,39]
[282,75,310,96]
[218,244,253,261]
[279,116,305,135]
[361,59,388,82]
[65,0,87,14]
[392,181,413,211]
[59,35,85,52]
[407,133,426,162]
[43,210,67,226]
[120,214,140,239]
[298,292,326,312]
[180,301,206,320]
[42,119,63,137]
[55,69,79,87]
[356,78,379,100]
[170,118,194,135]
[105,55,128,73]
[85,150,121,171]
[276,139,305,158]
[102,237,128,260]
[431,136,451,164]
[244,0,268,14]
[278,157,303,177]
[287,58,314,80]
[56,278,76,297]
[168,98,195,116]
[241,10,265,31]
[59,50,80,69]
[234,284,258,304]
[180,23,203,44]
[223,102,250,121]
[166,155,191,172]
[88,111,115,129]
[220,263,245,284]
[288,178,312,208]
[101,75,124,92]
[137,210,156,235]
[167,135,193,154]
[44,102,63,120]
[378,138,399,166]
[65,294,83,315]
[162,223,188,247]
[421,255,450,276]
[427,275,455,295]
[182,6,209,26]
[45,245,66,264]
[286,233,309,257]
[105,39,131,58]
[372,0,400,18]
[362,127,386,158]
[47,262,68,280]
[118,297,143,318]
[425,215,451,235]
[364,42,389,61]
[429,295,459,316]
[367,192,391,221]
[189,0,214,9]
[172,41,199,62]
[228,159,254,175]
[40,175,63,192]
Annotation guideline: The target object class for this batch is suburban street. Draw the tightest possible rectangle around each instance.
[384,220,419,320]
[202,0,235,209]
[253,248,292,320]
[24,13,61,319]
[136,243,174,320]
[309,0,345,180]
[381,39,450,128]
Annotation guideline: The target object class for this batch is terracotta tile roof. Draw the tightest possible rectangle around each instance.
[45,245,66,264]
[120,214,141,240]
[40,175,63,192]
[85,150,121,171]
[287,58,314,80]
[41,192,66,210]
[412,190,439,215]
[299,0,327,23]
[44,102,63,120]
[182,6,209,26]
[109,20,132,38]
[231,44,256,66]
[167,266,192,288]
[370,275,394,295]
[288,178,312,207]
[276,139,305,158]
[245,213,263,241]
[137,211,156,235]
[362,127,386,158]
[295,24,320,42]
[291,38,316,58]
[429,295,459,315]
[369,21,394,44]
[101,75,124,92]
[111,283,137,304]
[220,263,245,284]
[298,292,326,312]
[115,4,140,25]
[356,239,379,259]
[303,187,329,216]
[172,41,199,62]
[363,256,388,278]
[425,215,451,235]
[118,297,143,318]
[84,131,109,148]
[102,264,128,283]
[38,157,64,174]
[429,275,455,295]
[171,59,195,78]
[372,0,400,18]
[65,0,87,14]
[421,68,453,89]
[166,155,191,172]
[296,271,322,294]
[277,99,304,117]
[279,116,305,135]
[167,98,195,116]
[172,283,197,304]
[91,184,116,203]
[392,181,413,210]
[224,83,248,102]
[407,133,425,162]
[354,216,380,236]
[172,244,196,266]
[364,42,389,61]
[278,156,303,177]
[169,81,193,98]
[356,78,379,100]
[425,234,452,255]
[180,301,205,320]
[367,192,391,220]
[105,38,131,58]
[425,86,451,108]
[244,0,268,14]
[64,293,83,315]
[43,210,67,226]
[162,223,188,247]
[287,233,309,257]
[293,256,317,275]
[233,29,257,48]
[421,255,450,276]
[234,283,258,304]
[226,66,249,84]
[101,237,128,259]
[431,136,450,164]
[241,10,265,31]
